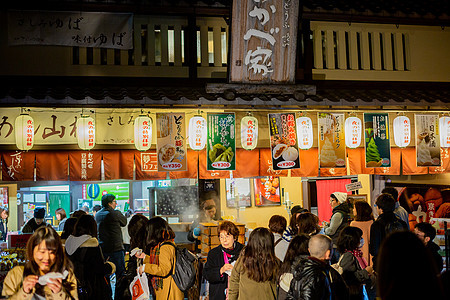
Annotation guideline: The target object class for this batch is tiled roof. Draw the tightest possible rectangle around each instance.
[1,80,449,109]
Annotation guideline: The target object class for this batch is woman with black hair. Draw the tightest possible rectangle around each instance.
[0,206,9,241]
[60,217,78,244]
[65,214,115,300]
[134,216,183,300]
[335,226,374,300]
[2,226,77,299]
[228,227,280,300]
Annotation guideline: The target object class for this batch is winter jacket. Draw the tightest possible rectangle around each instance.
[65,235,115,300]
[203,242,244,300]
[95,207,127,253]
[350,220,373,266]
[278,255,309,300]
[274,233,289,262]
[427,241,443,273]
[287,257,349,300]
[58,218,67,232]
[2,266,78,300]
[324,203,351,244]
[369,211,408,269]
[21,218,47,234]
[0,219,7,241]
[338,252,372,300]
[228,256,279,300]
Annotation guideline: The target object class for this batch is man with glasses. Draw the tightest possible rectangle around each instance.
[95,193,127,299]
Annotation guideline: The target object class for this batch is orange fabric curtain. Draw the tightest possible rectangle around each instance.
[319,167,347,177]
[401,147,428,175]
[429,148,450,174]
[233,149,260,178]
[170,150,199,179]
[374,148,401,175]
[259,148,288,177]
[69,151,102,181]
[103,150,134,180]
[291,148,319,177]
[347,148,374,175]
[36,151,69,181]
[1,151,35,181]
[134,150,167,180]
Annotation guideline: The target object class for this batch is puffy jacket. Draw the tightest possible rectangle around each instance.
[95,207,127,253]
[287,257,348,300]
[325,203,351,244]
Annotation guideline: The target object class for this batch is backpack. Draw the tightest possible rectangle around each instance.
[162,242,198,293]
[384,217,407,235]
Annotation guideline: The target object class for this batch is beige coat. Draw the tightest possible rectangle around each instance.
[351,220,374,266]
[143,243,183,300]
[2,266,78,300]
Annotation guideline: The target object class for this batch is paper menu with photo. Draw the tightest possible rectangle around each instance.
[268,113,300,170]
[156,113,187,172]
[206,113,236,171]
[415,114,440,167]
[318,113,346,168]
[254,177,281,206]
[364,113,391,168]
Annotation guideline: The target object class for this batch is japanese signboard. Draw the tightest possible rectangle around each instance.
[8,11,133,49]
[254,177,281,206]
[207,113,236,171]
[230,0,300,83]
[268,113,300,170]
[318,113,346,168]
[364,113,391,168]
[415,114,441,167]
[156,113,187,172]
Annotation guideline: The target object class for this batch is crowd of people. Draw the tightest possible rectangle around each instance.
[0,189,449,300]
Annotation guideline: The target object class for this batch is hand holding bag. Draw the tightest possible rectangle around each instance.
[129,259,150,300]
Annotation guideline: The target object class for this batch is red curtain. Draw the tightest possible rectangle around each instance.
[36,151,69,181]
[103,150,134,180]
[316,178,352,223]
[134,150,167,180]
[69,151,102,181]
[1,151,35,181]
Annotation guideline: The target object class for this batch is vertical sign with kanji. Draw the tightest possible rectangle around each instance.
[230,0,300,83]
[268,113,300,170]
[415,114,440,167]
[364,113,391,168]
[156,113,187,172]
[207,113,236,171]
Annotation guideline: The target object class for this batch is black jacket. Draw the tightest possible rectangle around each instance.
[427,241,443,273]
[0,220,7,241]
[21,218,47,234]
[203,242,244,300]
[338,252,372,300]
[369,212,408,269]
[287,257,349,300]
[66,237,114,300]
[95,207,127,253]
[328,203,351,244]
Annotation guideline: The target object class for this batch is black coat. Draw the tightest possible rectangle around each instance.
[203,242,244,300]
[95,207,127,253]
[66,237,114,300]
[427,241,444,273]
[21,218,46,233]
[287,257,349,300]
[0,220,7,241]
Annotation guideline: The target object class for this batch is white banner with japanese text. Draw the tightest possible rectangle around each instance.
[8,11,133,49]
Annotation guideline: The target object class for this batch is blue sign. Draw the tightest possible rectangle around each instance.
[87,184,100,199]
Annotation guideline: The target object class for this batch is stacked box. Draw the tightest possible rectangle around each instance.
[199,222,246,255]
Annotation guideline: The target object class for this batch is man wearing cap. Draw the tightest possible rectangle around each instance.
[95,194,127,298]
[323,192,351,263]
[22,207,47,233]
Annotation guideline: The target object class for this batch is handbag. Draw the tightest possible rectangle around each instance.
[331,254,344,274]
[129,259,150,300]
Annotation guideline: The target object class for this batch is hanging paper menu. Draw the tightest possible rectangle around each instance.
[415,114,440,167]
[156,113,187,171]
[318,113,346,168]
[364,113,391,167]
[268,113,300,170]
[207,113,236,171]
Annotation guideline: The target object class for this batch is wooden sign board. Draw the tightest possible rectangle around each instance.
[230,0,300,84]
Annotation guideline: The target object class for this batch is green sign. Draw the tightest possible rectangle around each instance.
[83,182,130,202]
[364,113,391,167]
[207,113,236,171]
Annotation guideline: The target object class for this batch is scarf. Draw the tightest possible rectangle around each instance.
[147,243,164,291]
[221,243,241,264]
[349,249,368,269]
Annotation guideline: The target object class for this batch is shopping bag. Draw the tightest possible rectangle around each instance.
[129,271,150,300]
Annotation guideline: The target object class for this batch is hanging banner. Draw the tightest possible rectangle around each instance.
[207,113,236,171]
[254,177,281,206]
[318,113,346,168]
[8,11,133,49]
[1,151,35,181]
[268,113,300,170]
[156,113,187,172]
[415,114,441,167]
[364,113,391,167]
[69,151,102,181]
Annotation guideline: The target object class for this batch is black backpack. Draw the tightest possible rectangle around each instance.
[162,242,198,293]
[384,217,407,235]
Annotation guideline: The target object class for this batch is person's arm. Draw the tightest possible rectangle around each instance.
[143,244,174,277]
[21,220,33,233]
[203,248,226,283]
[227,257,241,300]
[324,213,343,236]
[114,211,127,227]
[369,222,382,269]
[339,253,370,283]
[2,267,33,300]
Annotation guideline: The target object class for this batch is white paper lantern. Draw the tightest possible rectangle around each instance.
[393,116,411,148]
[344,117,362,148]
[439,116,450,148]
[188,116,206,150]
[296,117,313,150]
[241,116,258,150]
[15,114,34,150]
[134,115,152,151]
[76,116,95,150]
